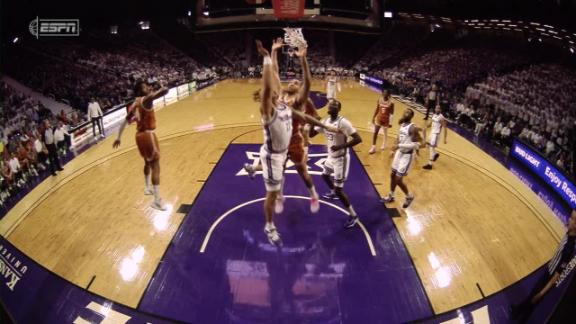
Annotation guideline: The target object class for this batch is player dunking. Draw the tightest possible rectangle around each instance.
[381,109,423,208]
[423,105,447,170]
[246,37,323,214]
[325,70,341,100]
[113,81,168,210]
[310,99,362,228]
[369,88,394,154]
[255,39,338,246]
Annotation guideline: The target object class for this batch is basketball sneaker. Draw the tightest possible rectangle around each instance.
[368,145,376,154]
[422,164,432,170]
[275,196,285,214]
[144,187,153,195]
[380,143,386,150]
[380,193,394,203]
[344,216,358,228]
[243,163,256,179]
[310,195,320,213]
[151,199,167,211]
[264,225,282,246]
[402,195,415,208]
[322,191,339,200]
[432,153,440,161]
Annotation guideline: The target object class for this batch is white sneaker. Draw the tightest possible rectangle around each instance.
[275,196,285,214]
[243,163,256,179]
[151,200,167,211]
[380,143,386,150]
[368,145,376,154]
[144,188,153,195]
[264,225,282,246]
[310,195,320,213]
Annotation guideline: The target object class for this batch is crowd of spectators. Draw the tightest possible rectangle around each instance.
[3,27,576,181]
[6,28,212,126]
[449,63,576,175]
[0,81,71,208]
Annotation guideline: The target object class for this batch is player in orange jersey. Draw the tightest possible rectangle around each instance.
[369,88,394,154]
[113,80,168,210]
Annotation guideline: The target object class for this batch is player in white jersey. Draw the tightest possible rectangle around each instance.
[381,109,423,208]
[255,39,338,246]
[423,105,448,170]
[310,99,362,228]
[325,70,341,100]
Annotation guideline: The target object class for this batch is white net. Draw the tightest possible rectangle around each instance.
[283,28,307,49]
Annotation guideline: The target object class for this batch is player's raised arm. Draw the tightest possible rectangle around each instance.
[113,102,135,148]
[294,45,311,109]
[142,85,168,107]
[271,37,283,93]
[256,39,274,118]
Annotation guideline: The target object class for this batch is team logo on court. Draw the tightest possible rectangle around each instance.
[236,151,327,176]
[0,244,27,291]
[29,17,80,39]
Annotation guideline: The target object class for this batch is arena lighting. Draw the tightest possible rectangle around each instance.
[203,10,209,16]
[187,10,192,17]
[538,38,542,42]
[570,48,575,54]
[12,37,19,44]
[384,11,393,18]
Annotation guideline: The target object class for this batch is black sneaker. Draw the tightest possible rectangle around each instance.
[422,164,432,170]
[322,192,339,200]
[344,216,358,228]
[432,153,440,161]
[402,195,415,208]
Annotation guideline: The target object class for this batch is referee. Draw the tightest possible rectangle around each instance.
[424,83,439,120]
[512,208,576,322]
[87,97,105,139]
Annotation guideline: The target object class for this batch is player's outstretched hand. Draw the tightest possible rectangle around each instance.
[272,38,283,51]
[294,46,307,58]
[255,40,270,57]
[113,139,121,149]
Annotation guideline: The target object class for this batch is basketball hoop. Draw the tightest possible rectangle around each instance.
[283,28,307,49]
[272,0,305,19]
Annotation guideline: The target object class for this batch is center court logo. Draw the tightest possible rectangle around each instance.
[29,17,80,39]
[237,151,328,176]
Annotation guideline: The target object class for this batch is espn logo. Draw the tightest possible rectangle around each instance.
[29,17,80,39]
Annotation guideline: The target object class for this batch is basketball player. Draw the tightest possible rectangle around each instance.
[247,38,323,215]
[423,105,447,170]
[255,39,338,246]
[369,88,394,154]
[113,81,168,210]
[424,83,439,120]
[381,109,423,208]
[310,99,362,228]
[325,70,341,100]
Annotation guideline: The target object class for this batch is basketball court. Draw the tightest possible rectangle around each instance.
[0,80,566,322]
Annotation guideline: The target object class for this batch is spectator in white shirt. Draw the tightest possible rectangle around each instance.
[87,98,105,139]
[8,153,24,187]
[54,121,68,156]
[545,138,556,157]
[43,120,63,176]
